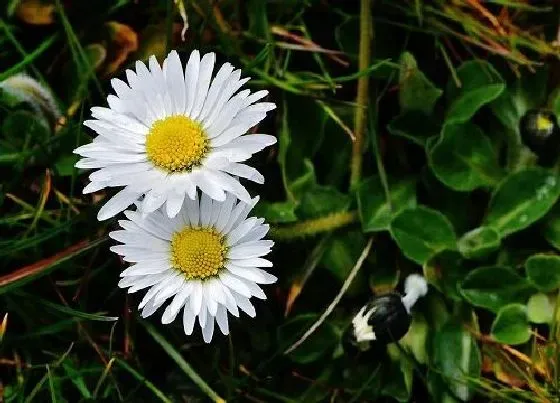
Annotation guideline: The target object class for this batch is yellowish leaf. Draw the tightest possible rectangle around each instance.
[104,22,139,75]
[16,0,55,25]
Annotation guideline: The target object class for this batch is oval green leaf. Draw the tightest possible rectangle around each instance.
[491,304,531,345]
[357,175,417,232]
[485,169,560,237]
[525,254,560,292]
[446,60,505,124]
[457,227,501,260]
[423,250,469,301]
[460,266,535,312]
[387,111,440,146]
[429,123,502,191]
[390,206,457,265]
[433,321,481,401]
[527,293,554,324]
[399,52,443,115]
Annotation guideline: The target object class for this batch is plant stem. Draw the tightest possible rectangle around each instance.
[269,211,358,241]
[350,0,372,188]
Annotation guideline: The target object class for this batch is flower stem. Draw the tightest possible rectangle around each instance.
[270,211,358,241]
[349,0,372,188]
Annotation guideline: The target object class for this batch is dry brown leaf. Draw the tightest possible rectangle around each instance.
[104,22,139,75]
[493,362,527,388]
[15,0,55,25]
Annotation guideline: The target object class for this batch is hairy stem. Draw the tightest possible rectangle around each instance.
[270,211,358,241]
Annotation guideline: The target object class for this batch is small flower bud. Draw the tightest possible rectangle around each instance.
[345,274,429,351]
[519,109,560,166]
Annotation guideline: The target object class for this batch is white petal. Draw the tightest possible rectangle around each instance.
[97,188,142,221]
[120,261,170,276]
[185,195,200,226]
[199,192,213,226]
[227,218,259,246]
[183,305,196,335]
[165,190,185,218]
[199,62,234,121]
[194,171,227,202]
[225,264,277,284]
[202,315,215,343]
[219,272,251,297]
[141,297,166,318]
[190,52,216,119]
[232,292,256,318]
[220,283,240,317]
[162,282,192,324]
[215,193,236,232]
[163,50,186,114]
[190,280,203,315]
[215,305,229,335]
[184,50,200,115]
[221,163,264,184]
[198,303,208,328]
[232,257,273,268]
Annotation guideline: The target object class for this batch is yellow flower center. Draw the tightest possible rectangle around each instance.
[145,115,209,173]
[170,227,227,279]
[536,114,553,132]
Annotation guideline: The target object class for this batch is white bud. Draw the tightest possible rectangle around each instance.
[401,274,428,312]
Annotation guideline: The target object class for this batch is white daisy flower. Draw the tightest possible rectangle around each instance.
[74,49,276,220]
[111,192,276,343]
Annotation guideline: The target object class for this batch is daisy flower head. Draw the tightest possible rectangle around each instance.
[111,192,276,343]
[74,49,277,220]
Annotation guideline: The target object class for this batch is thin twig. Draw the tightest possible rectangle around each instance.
[349,0,372,188]
[284,238,373,354]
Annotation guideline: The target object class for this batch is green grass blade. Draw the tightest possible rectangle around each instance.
[16,291,118,322]
[115,359,173,403]
[142,321,226,403]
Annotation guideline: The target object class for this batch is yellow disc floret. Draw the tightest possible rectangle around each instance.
[145,115,209,173]
[170,227,227,279]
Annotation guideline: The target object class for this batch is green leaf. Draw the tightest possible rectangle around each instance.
[382,346,413,402]
[399,313,429,364]
[457,227,501,260]
[296,185,349,219]
[390,206,457,265]
[543,205,560,251]
[279,314,338,364]
[525,254,560,291]
[428,123,502,191]
[252,201,297,224]
[460,266,535,312]
[321,230,367,294]
[433,321,481,402]
[491,304,531,345]
[62,360,92,399]
[387,111,440,146]
[399,52,443,115]
[553,89,560,118]
[279,95,327,201]
[492,68,548,132]
[527,293,554,324]
[357,175,417,232]
[485,169,560,236]
[446,60,505,124]
[423,251,469,301]
[54,155,79,177]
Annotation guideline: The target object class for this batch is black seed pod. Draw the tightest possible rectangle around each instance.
[519,109,560,166]
[344,293,411,352]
